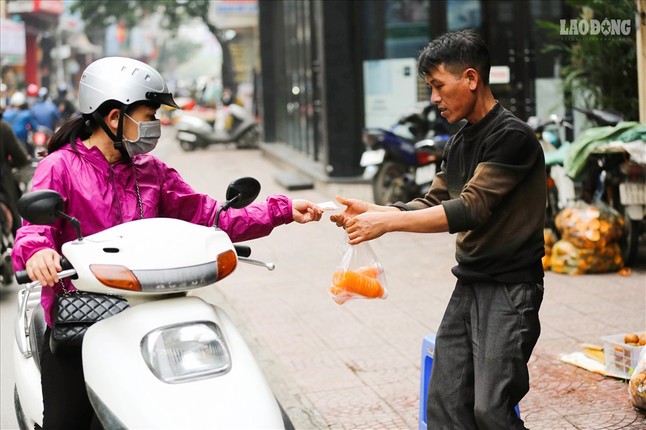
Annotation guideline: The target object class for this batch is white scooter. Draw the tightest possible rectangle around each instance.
[176,104,259,151]
[13,178,294,429]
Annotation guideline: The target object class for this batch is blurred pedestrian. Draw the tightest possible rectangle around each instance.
[31,87,61,131]
[330,29,545,430]
[3,92,39,157]
[54,84,77,122]
[0,111,31,235]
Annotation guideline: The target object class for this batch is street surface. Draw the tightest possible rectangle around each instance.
[1,125,645,429]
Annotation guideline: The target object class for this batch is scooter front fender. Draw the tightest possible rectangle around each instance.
[13,343,43,429]
[82,296,284,429]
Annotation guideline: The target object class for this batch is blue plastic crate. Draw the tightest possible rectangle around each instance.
[419,333,520,430]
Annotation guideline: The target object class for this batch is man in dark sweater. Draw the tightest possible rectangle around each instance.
[331,29,545,430]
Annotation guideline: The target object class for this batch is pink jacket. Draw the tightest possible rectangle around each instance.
[12,140,294,325]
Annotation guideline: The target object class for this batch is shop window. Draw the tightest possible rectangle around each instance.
[384,0,431,58]
[447,0,481,31]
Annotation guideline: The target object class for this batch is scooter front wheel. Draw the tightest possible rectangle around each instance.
[236,126,259,149]
[179,140,197,152]
[620,217,642,267]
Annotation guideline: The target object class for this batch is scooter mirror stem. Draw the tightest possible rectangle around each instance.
[214,195,241,228]
[58,211,83,241]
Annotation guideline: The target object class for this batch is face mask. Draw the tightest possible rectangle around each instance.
[123,113,161,156]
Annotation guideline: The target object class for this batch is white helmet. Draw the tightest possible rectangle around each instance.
[10,92,26,107]
[78,57,180,114]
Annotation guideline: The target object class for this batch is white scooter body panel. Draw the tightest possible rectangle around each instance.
[62,218,233,295]
[82,296,284,428]
[13,345,43,428]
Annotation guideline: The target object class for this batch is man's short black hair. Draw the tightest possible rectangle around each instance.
[417,29,491,85]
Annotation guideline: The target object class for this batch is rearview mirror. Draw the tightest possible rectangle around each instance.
[215,177,261,228]
[225,177,261,209]
[16,189,83,241]
[17,190,64,225]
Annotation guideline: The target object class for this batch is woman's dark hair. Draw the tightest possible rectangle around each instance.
[46,100,161,155]
[417,28,491,85]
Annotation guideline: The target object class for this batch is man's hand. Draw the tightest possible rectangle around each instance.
[329,196,373,227]
[292,199,324,223]
[345,211,391,245]
[25,248,62,287]
[330,195,398,228]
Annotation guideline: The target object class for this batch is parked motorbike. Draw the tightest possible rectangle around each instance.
[580,143,645,266]
[527,113,575,233]
[528,107,625,234]
[563,107,645,266]
[176,104,259,151]
[530,106,644,265]
[360,103,455,205]
[13,178,294,429]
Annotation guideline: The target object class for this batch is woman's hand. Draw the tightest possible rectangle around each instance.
[25,248,61,287]
[292,199,324,223]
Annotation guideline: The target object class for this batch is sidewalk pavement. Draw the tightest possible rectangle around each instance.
[166,139,646,429]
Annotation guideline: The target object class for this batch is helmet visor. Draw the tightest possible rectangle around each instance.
[146,92,181,110]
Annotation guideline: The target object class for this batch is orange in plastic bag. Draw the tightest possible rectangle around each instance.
[332,268,385,298]
[328,234,388,305]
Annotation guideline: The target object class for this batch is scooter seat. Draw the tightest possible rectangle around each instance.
[29,305,46,371]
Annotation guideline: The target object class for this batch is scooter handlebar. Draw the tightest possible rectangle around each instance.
[234,245,251,258]
[14,257,74,285]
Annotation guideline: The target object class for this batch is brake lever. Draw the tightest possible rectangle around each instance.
[238,257,275,271]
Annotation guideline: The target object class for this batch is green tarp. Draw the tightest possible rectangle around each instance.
[564,122,646,181]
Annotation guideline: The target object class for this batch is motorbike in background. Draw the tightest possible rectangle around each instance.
[579,141,645,266]
[531,107,644,265]
[176,103,259,151]
[527,113,575,233]
[360,103,456,205]
[29,126,53,159]
[567,107,645,266]
[13,178,294,429]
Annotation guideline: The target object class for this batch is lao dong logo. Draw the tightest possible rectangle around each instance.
[560,18,632,37]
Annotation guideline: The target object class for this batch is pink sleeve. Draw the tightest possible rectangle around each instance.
[217,194,294,242]
[11,157,66,271]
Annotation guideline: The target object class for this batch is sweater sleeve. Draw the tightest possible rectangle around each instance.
[442,128,543,233]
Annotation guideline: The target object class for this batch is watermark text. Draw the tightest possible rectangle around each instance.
[559,19,631,37]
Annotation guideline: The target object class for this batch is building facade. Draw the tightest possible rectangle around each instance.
[258,0,569,180]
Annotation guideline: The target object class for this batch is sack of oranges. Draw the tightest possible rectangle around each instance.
[550,239,623,274]
[549,200,625,274]
[554,201,624,250]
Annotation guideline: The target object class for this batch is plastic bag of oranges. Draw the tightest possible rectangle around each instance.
[543,228,558,271]
[550,239,623,274]
[554,200,624,250]
[329,235,388,305]
[630,348,646,410]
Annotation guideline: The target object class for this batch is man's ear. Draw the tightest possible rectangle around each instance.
[465,68,479,91]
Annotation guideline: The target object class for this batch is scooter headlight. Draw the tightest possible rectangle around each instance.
[141,321,231,383]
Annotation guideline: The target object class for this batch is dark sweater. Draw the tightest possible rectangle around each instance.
[396,103,545,283]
